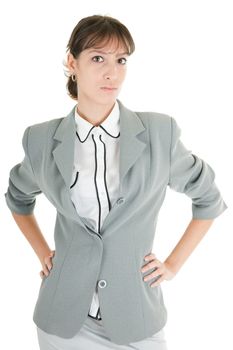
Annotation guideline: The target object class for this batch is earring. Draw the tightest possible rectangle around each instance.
[71,74,76,82]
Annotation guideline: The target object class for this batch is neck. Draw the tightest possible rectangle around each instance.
[76,96,116,126]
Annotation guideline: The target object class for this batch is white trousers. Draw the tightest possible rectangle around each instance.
[36,316,168,350]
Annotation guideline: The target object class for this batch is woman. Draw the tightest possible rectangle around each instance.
[4,14,227,350]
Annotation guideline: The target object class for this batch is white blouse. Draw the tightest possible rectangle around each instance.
[70,100,120,320]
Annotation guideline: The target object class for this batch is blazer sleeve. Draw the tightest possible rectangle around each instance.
[4,126,42,215]
[168,116,228,220]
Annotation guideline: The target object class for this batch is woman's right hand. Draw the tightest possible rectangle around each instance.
[39,250,55,279]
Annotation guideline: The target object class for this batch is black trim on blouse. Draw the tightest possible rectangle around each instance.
[70,171,79,189]
[92,134,102,234]
[76,125,120,143]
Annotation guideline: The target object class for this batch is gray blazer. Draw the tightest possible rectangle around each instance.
[4,99,227,345]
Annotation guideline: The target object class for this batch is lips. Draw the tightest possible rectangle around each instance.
[101,87,117,90]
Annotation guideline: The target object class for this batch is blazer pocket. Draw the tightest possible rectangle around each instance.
[70,171,79,189]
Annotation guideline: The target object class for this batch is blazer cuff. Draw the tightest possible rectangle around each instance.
[4,187,37,215]
[192,196,228,220]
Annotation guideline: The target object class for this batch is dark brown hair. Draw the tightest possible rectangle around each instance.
[63,15,135,100]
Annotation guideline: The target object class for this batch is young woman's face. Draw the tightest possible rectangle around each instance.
[67,38,129,104]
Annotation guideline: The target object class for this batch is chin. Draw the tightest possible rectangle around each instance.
[97,94,118,105]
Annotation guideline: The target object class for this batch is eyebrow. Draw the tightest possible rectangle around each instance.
[88,49,129,56]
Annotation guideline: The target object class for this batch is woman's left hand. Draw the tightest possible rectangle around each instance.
[140,253,175,287]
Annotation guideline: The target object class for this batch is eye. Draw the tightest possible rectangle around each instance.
[118,57,127,65]
[92,56,104,63]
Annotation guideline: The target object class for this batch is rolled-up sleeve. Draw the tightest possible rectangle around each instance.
[168,116,228,219]
[4,126,42,215]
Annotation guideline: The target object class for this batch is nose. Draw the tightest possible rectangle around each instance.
[104,62,118,80]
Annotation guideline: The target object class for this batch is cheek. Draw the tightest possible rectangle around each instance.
[78,71,96,87]
[119,70,127,82]
[120,65,127,76]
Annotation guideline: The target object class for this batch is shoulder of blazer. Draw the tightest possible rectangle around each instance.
[134,110,172,138]
[25,117,64,158]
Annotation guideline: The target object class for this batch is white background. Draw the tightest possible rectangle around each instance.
[0,1,232,349]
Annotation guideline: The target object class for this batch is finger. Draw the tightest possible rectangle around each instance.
[44,256,54,271]
[143,268,161,281]
[47,262,53,271]
[143,260,160,271]
[48,255,54,270]
[150,276,164,288]
[42,265,50,276]
[144,253,156,261]
[152,265,163,275]
[45,255,54,262]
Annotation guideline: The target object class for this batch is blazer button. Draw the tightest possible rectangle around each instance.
[98,280,107,288]
[116,197,125,205]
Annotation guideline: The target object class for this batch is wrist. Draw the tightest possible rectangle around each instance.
[37,247,52,264]
[164,259,180,275]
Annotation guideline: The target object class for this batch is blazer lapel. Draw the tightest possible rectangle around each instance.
[118,99,146,183]
[52,99,147,230]
[52,106,76,191]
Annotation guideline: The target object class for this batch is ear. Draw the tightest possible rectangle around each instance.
[67,52,77,72]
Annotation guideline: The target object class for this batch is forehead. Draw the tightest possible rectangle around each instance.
[84,37,129,55]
